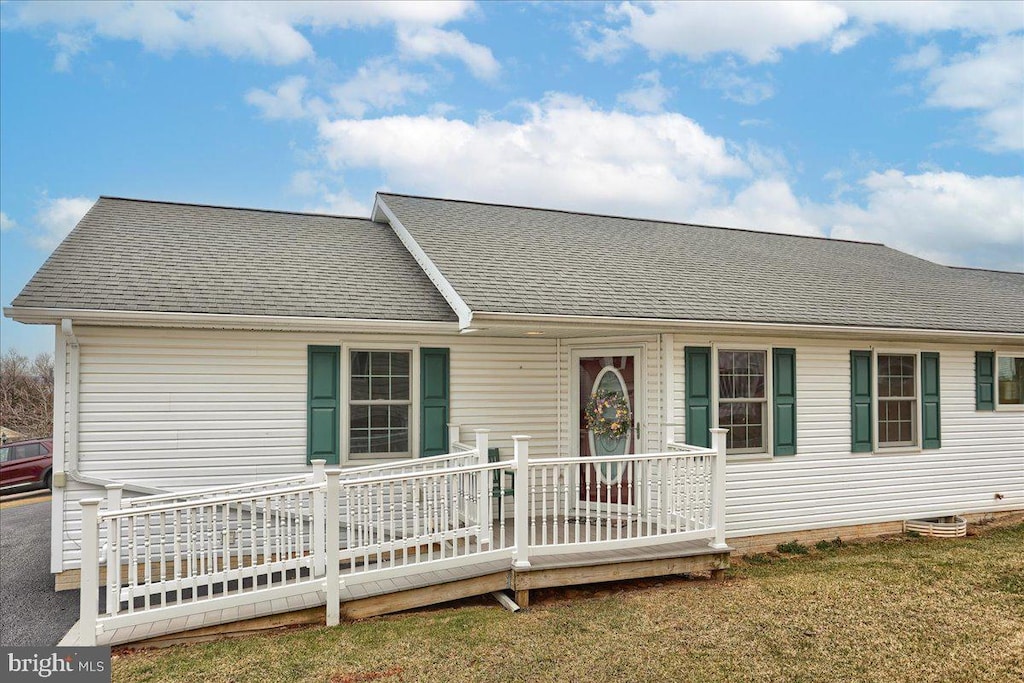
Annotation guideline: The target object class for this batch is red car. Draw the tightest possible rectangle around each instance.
[0,438,53,494]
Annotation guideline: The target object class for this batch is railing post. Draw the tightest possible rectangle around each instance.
[474,429,491,548]
[104,484,123,512]
[448,423,460,449]
[325,469,341,626]
[79,498,103,646]
[311,460,326,577]
[512,436,531,569]
[709,429,729,549]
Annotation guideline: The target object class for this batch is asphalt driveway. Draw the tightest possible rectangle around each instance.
[0,494,79,646]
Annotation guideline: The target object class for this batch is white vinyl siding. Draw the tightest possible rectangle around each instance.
[53,326,1023,570]
[672,337,1024,537]
[57,326,558,569]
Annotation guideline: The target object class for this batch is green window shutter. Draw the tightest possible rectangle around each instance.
[772,348,797,456]
[684,346,712,448]
[921,352,941,449]
[850,350,873,453]
[420,347,450,457]
[307,345,340,465]
[975,351,995,411]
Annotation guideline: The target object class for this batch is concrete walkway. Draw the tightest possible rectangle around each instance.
[0,495,79,646]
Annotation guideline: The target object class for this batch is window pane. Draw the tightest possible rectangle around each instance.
[351,405,369,429]
[370,405,389,428]
[390,405,409,429]
[350,430,369,454]
[719,374,735,399]
[997,356,1024,405]
[390,352,410,377]
[369,430,390,453]
[390,429,409,453]
[748,425,763,449]
[370,376,390,400]
[351,376,370,401]
[0,447,9,462]
[391,376,410,401]
[371,352,391,375]
[351,351,369,376]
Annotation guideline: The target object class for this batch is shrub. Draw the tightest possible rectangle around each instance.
[776,541,809,555]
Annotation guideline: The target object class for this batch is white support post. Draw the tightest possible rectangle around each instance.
[325,469,341,627]
[709,429,729,550]
[512,436,531,569]
[79,498,103,646]
[448,423,460,450]
[104,484,123,513]
[311,460,326,577]
[475,429,491,548]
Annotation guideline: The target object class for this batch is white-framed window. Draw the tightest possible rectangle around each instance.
[996,354,1024,409]
[348,350,412,458]
[717,349,770,455]
[876,352,918,448]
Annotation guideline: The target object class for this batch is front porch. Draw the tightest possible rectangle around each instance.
[68,429,731,647]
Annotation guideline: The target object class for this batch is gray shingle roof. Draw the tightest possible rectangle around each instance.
[380,193,1024,334]
[12,197,457,322]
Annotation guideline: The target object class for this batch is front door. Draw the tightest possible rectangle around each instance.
[577,351,641,506]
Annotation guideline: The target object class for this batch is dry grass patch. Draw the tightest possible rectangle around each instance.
[113,523,1024,683]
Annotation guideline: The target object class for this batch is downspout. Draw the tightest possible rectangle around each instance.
[59,318,164,495]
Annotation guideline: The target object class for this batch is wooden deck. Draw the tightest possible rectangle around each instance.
[65,539,729,648]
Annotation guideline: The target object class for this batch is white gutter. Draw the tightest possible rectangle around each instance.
[372,196,474,329]
[58,318,164,496]
[5,306,460,334]
[470,311,1024,344]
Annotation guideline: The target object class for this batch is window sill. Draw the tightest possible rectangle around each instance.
[872,446,923,455]
[727,452,775,463]
[995,404,1024,412]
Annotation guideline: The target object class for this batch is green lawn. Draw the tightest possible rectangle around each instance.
[113,523,1024,683]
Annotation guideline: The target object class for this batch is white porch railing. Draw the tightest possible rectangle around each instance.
[77,428,728,644]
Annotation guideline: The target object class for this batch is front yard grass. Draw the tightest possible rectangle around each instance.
[113,522,1024,683]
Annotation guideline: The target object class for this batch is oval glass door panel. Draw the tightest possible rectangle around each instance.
[588,366,631,482]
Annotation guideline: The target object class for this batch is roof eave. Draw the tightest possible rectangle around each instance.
[3,306,460,335]
[470,311,1024,344]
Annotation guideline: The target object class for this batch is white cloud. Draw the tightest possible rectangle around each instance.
[246,75,311,120]
[396,26,500,80]
[838,1,1024,37]
[9,0,477,67]
[693,178,823,236]
[309,94,1023,269]
[33,196,94,249]
[304,189,371,218]
[329,59,430,118]
[0,212,16,231]
[579,1,1023,64]
[617,71,671,113]
[317,93,749,217]
[921,36,1024,151]
[895,42,942,72]
[828,170,1024,269]
[702,66,775,105]
[593,1,848,63]
[51,31,91,71]
[246,60,430,121]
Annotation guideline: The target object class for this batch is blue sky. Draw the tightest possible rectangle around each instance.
[2,1,1022,355]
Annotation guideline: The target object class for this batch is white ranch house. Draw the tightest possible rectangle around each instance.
[5,192,1023,646]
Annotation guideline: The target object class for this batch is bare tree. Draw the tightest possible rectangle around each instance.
[0,348,54,440]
